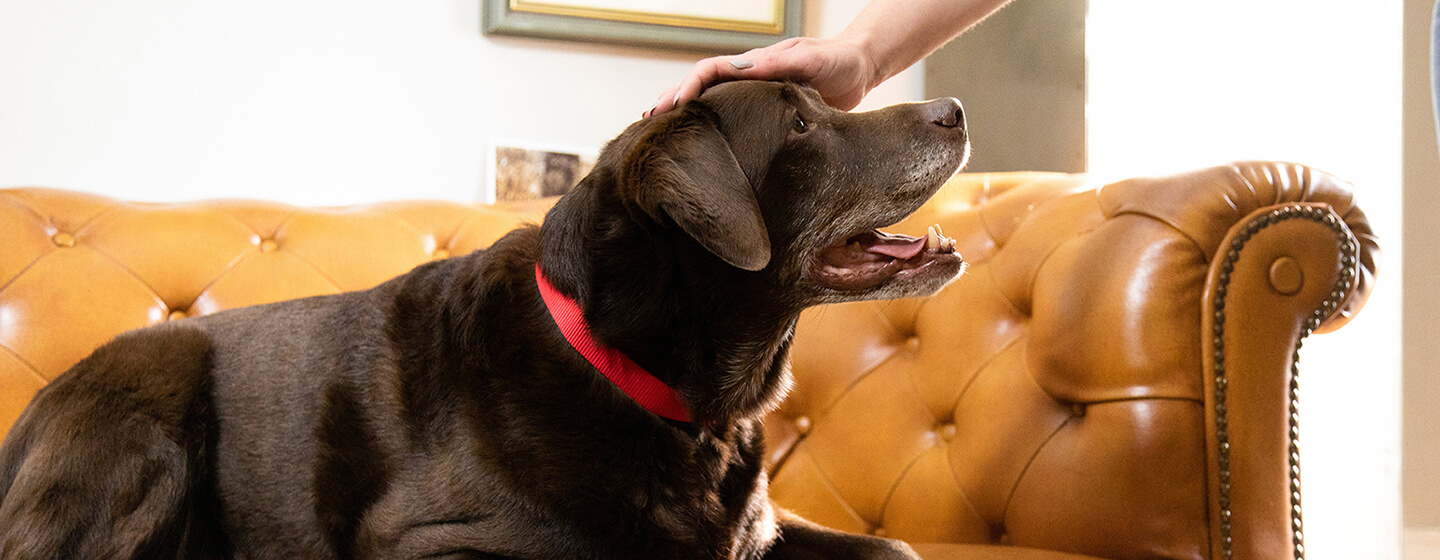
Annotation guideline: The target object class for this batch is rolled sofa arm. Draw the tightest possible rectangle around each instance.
[1099,162,1378,560]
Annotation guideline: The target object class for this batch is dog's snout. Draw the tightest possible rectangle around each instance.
[924,98,965,129]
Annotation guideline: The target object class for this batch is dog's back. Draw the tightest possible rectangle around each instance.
[0,267,415,558]
[0,247,448,558]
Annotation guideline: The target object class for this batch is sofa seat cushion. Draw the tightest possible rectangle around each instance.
[913,543,1108,560]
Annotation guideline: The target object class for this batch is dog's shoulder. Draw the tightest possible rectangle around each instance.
[380,224,543,311]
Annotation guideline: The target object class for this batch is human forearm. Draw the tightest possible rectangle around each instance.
[839,0,1015,87]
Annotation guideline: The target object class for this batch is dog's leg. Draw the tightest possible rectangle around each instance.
[0,325,224,559]
[762,509,921,560]
[1,419,190,558]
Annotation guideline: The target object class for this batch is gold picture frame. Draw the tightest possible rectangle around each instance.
[483,0,801,53]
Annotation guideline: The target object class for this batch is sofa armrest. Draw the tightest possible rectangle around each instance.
[1100,162,1377,559]
[766,162,1378,560]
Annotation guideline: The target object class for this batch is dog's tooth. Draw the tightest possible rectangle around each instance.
[934,223,946,239]
[926,226,940,251]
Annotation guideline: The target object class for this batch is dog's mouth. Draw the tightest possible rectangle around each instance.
[809,224,962,292]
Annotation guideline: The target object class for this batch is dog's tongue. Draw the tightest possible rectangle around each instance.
[862,231,927,259]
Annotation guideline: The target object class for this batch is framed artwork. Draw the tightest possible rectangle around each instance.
[482,0,802,53]
[486,139,599,204]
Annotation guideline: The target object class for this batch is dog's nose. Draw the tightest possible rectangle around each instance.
[924,98,965,129]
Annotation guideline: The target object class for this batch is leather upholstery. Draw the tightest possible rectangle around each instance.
[0,162,1378,560]
[0,191,551,431]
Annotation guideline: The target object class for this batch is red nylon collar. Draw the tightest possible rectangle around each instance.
[534,263,692,423]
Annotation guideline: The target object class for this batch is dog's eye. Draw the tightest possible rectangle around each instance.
[792,114,809,134]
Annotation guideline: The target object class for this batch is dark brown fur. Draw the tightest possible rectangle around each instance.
[0,82,967,560]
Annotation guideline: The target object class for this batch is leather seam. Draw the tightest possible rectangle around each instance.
[940,439,997,539]
[0,250,51,300]
[0,340,50,384]
[796,448,874,532]
[804,304,906,424]
[945,335,1023,418]
[874,441,934,531]
[999,409,1076,531]
[183,207,305,310]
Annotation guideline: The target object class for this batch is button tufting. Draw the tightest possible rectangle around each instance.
[168,310,187,322]
[432,248,451,260]
[904,336,921,353]
[1268,256,1303,295]
[259,239,279,253]
[871,527,887,538]
[794,416,812,436]
[51,232,76,248]
[936,423,957,441]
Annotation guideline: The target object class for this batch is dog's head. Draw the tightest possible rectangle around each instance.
[607,81,969,305]
[536,81,970,422]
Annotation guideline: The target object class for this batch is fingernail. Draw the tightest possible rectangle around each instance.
[730,59,755,70]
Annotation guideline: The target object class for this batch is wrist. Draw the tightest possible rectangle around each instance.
[834,26,888,92]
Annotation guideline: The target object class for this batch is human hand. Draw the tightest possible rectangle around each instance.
[645,36,878,118]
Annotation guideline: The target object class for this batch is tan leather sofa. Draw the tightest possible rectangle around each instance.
[0,161,1378,560]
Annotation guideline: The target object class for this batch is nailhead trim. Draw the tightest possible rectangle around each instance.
[1211,204,1358,560]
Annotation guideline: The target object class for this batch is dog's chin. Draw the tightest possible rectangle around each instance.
[806,228,966,302]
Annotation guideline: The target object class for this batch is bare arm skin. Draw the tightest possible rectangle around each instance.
[646,0,1015,116]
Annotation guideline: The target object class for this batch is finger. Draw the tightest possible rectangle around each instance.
[674,57,749,100]
[650,56,748,117]
[723,47,819,84]
[648,85,682,117]
[650,40,814,118]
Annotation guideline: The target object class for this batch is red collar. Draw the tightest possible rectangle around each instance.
[534,263,692,423]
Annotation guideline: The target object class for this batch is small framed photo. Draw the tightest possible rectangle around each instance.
[487,140,599,204]
[482,0,802,53]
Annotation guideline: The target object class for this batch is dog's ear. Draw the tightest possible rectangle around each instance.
[620,105,771,271]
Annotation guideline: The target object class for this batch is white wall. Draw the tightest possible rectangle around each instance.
[0,0,923,206]
[1088,1,1404,559]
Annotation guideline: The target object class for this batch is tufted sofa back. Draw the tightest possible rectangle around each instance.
[0,163,1377,560]
[0,190,550,428]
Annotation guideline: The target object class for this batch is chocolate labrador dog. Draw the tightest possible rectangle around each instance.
[0,81,967,559]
